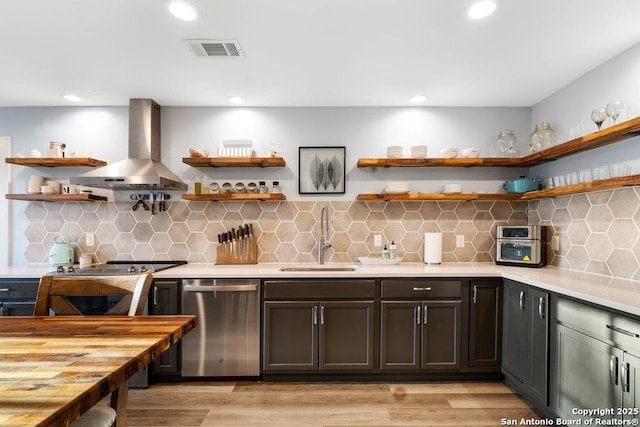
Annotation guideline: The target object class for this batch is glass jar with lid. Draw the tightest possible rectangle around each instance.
[529,122,556,153]
[496,129,517,157]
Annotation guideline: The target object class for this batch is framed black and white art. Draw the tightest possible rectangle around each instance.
[298,146,346,194]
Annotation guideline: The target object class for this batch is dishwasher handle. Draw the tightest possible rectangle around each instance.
[183,284,257,292]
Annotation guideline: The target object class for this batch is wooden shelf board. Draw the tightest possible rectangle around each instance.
[520,174,640,200]
[357,157,522,168]
[358,116,640,169]
[181,193,286,202]
[5,193,107,202]
[356,192,522,201]
[182,156,286,168]
[5,157,107,167]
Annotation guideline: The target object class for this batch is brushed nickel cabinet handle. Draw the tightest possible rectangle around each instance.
[416,306,421,325]
[610,355,619,386]
[519,290,525,311]
[320,305,325,325]
[0,288,10,292]
[472,285,477,304]
[606,324,640,338]
[538,297,545,320]
[423,305,428,325]
[312,305,318,325]
[413,287,432,291]
[622,361,629,392]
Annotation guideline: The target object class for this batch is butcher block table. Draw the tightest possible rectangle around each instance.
[0,315,198,427]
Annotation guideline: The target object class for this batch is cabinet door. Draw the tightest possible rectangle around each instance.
[528,288,549,407]
[554,324,621,421]
[319,301,375,371]
[380,301,421,370]
[502,280,530,384]
[422,301,461,370]
[622,352,640,423]
[468,280,502,367]
[263,301,318,371]
[150,280,181,375]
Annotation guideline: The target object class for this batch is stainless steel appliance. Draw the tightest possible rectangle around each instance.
[496,225,546,267]
[181,279,260,377]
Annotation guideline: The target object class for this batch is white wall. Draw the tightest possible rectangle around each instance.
[0,137,10,267]
[530,43,640,179]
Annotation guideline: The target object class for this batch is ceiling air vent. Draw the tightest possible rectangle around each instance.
[184,39,245,57]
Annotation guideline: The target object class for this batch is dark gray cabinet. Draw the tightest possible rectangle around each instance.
[468,279,502,367]
[380,279,461,371]
[262,280,376,372]
[502,279,549,408]
[149,279,181,376]
[0,279,39,316]
[553,297,640,424]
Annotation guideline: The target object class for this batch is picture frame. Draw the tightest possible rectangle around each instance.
[298,146,346,194]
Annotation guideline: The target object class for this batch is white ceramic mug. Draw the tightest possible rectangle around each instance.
[25,175,44,193]
[45,180,61,193]
[62,184,79,194]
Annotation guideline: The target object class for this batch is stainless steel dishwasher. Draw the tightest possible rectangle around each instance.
[181,279,260,377]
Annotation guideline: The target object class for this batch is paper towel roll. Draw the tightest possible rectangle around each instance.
[424,232,442,264]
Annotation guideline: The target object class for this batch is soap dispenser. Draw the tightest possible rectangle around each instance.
[389,241,397,259]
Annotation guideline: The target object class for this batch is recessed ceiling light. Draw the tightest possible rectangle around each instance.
[167,0,199,21]
[467,1,496,19]
[228,96,246,105]
[61,94,82,103]
[409,95,427,104]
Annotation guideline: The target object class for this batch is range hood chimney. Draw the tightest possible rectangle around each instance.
[71,99,188,191]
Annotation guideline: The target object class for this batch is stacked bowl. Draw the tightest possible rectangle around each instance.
[386,145,404,158]
[384,181,410,194]
[410,145,428,158]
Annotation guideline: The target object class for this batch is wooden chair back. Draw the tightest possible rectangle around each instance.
[34,273,153,316]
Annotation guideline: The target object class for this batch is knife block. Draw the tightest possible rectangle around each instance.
[216,235,258,264]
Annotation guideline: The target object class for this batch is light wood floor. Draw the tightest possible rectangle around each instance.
[126,381,541,426]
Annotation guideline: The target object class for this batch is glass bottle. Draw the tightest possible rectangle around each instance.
[496,129,517,157]
[271,181,280,193]
[259,181,267,194]
[529,122,556,153]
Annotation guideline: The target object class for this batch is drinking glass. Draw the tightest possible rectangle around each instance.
[606,101,625,125]
[591,109,607,130]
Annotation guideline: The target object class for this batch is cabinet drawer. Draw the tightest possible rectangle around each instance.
[0,280,39,301]
[381,280,461,299]
[556,297,640,355]
[264,280,376,300]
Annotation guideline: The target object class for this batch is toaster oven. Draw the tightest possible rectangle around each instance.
[495,225,546,267]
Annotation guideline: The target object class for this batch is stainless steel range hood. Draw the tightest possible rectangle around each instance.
[71,99,188,191]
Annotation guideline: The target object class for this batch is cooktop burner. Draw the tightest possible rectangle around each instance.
[55,260,187,275]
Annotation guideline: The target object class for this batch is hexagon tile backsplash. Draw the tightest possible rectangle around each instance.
[23,199,529,266]
[529,187,640,281]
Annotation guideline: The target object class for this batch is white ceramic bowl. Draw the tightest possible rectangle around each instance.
[461,147,481,158]
[442,183,462,194]
[386,145,404,158]
[410,145,428,158]
[440,147,459,158]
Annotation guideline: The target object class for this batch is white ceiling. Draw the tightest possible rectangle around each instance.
[1,0,640,107]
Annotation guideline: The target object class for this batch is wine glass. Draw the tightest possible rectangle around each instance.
[591,108,607,130]
[606,101,625,125]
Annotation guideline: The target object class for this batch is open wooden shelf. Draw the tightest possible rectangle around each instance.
[357,174,640,202]
[358,116,640,169]
[357,157,522,168]
[5,157,107,167]
[182,156,286,168]
[5,193,107,202]
[181,193,286,202]
[520,174,640,200]
[356,193,523,201]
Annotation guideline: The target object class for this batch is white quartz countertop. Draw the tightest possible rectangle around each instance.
[3,262,640,317]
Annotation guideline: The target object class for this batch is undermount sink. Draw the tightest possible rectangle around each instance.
[279,264,360,272]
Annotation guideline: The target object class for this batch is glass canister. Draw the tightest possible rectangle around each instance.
[529,122,556,153]
[496,129,517,157]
